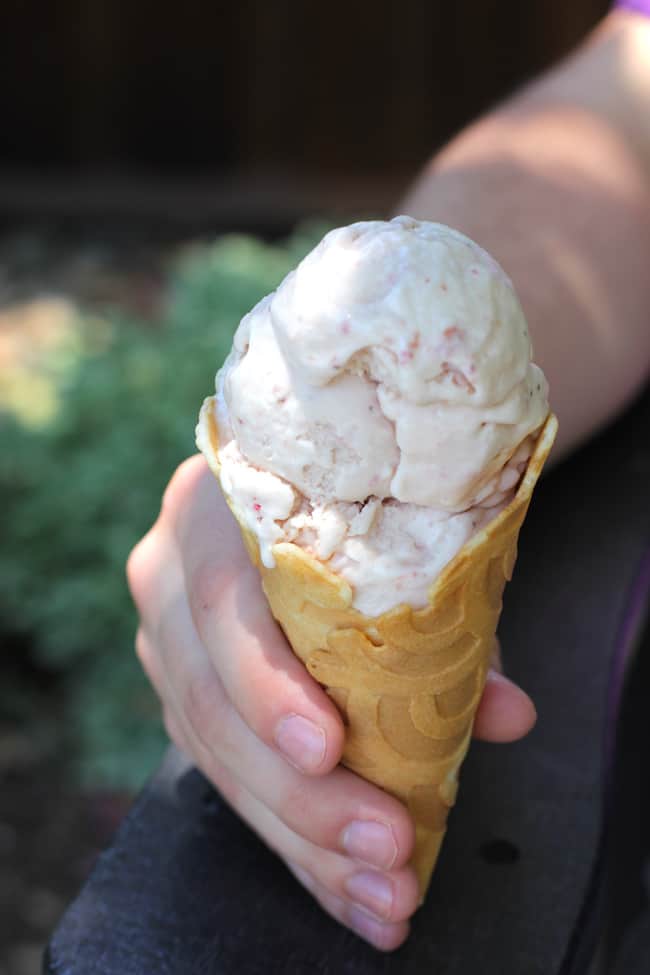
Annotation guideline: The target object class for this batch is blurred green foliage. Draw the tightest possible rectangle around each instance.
[0,224,330,788]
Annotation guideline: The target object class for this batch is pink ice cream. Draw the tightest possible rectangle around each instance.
[196,216,549,615]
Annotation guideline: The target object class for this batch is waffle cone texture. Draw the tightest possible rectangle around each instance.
[199,403,558,896]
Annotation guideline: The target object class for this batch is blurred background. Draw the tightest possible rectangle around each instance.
[0,1,609,972]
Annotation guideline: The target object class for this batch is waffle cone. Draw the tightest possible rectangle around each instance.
[199,405,558,896]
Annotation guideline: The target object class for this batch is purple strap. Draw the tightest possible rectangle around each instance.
[614,0,650,14]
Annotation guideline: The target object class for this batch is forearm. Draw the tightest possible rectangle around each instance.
[399,12,650,461]
[521,10,650,169]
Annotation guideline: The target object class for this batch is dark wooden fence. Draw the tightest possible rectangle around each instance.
[0,0,610,175]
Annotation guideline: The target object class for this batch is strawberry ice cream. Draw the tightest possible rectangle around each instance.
[196,216,549,615]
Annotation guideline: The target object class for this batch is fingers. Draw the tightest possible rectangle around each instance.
[473,669,537,742]
[151,592,416,870]
[170,457,346,775]
[291,871,411,952]
[178,714,416,950]
[190,750,417,951]
[127,460,420,950]
[127,454,537,952]
[136,456,537,759]
[127,514,184,634]
[468,635,536,743]
[235,777,419,928]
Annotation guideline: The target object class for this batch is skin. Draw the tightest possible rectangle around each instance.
[127,11,650,953]
[402,11,650,462]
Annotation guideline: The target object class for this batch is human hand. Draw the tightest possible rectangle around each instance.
[127,455,536,952]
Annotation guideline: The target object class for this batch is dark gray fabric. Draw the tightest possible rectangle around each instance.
[45,390,650,974]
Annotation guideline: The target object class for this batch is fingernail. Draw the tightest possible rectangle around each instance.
[344,871,393,921]
[341,820,398,870]
[346,905,391,947]
[487,668,532,701]
[274,714,326,772]
[486,668,510,685]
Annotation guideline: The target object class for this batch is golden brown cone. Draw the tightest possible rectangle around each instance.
[199,403,558,896]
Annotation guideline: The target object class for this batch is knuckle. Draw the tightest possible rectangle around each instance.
[125,538,145,600]
[134,629,162,692]
[188,558,233,621]
[162,706,185,749]
[126,531,157,613]
[161,455,207,526]
[206,758,243,809]
[295,850,328,890]
[184,674,217,737]
[183,672,230,756]
[134,628,150,668]
[283,781,321,838]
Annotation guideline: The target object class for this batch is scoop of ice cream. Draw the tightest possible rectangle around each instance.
[216,216,547,512]
[197,216,549,614]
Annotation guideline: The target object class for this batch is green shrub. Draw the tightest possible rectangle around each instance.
[0,225,330,788]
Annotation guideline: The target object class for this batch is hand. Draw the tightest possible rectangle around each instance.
[127,456,537,951]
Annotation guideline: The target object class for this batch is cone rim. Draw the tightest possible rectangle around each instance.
[198,398,558,623]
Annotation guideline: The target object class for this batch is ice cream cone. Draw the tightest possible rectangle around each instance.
[200,402,557,896]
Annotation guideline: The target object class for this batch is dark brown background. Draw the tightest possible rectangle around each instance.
[0,0,611,229]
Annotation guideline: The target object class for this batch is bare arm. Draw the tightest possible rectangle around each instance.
[400,11,650,461]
